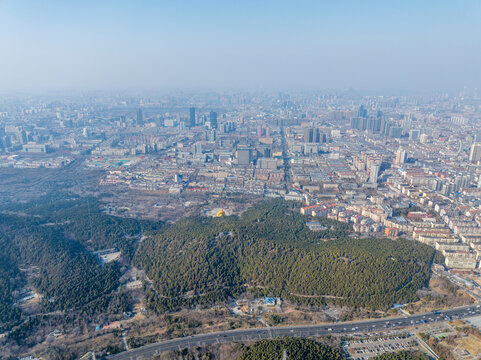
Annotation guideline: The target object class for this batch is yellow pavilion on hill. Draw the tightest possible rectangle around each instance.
[216,209,225,217]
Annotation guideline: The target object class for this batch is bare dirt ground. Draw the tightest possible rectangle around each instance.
[405,276,474,315]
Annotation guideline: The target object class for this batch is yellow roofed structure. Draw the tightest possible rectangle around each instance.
[216,209,225,217]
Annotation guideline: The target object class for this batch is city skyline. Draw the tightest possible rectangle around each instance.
[3,2,481,358]
[2,86,481,359]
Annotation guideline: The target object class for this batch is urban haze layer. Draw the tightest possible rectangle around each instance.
[1,90,481,360]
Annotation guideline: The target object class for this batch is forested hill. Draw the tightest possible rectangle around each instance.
[136,199,436,312]
[0,194,161,333]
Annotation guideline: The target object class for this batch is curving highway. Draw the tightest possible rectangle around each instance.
[106,304,481,360]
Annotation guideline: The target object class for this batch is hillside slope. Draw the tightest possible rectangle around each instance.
[136,200,435,311]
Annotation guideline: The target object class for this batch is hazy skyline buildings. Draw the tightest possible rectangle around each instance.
[469,143,481,164]
[209,111,218,129]
[369,164,380,184]
[136,108,144,126]
[189,107,196,127]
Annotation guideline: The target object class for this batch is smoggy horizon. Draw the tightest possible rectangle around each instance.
[1,0,480,93]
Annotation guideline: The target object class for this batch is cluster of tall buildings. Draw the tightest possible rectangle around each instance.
[303,127,328,143]
[187,107,218,129]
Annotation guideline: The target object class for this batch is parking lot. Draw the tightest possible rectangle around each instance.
[343,334,423,359]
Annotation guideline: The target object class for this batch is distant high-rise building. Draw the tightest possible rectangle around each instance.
[257,158,278,170]
[453,174,470,191]
[193,142,202,155]
[381,119,392,136]
[389,126,402,138]
[409,129,420,141]
[257,146,271,158]
[395,148,407,165]
[469,143,481,163]
[236,147,251,166]
[361,117,368,131]
[358,105,367,118]
[137,108,144,126]
[314,128,321,143]
[209,111,218,129]
[18,129,27,144]
[208,130,216,142]
[451,116,467,125]
[2,136,11,148]
[303,127,326,143]
[304,127,314,142]
[189,107,195,127]
[367,118,381,132]
[221,121,236,133]
[420,133,429,144]
[457,142,464,154]
[320,132,328,143]
[350,117,360,130]
[369,164,380,183]
[401,115,412,130]
[351,117,369,131]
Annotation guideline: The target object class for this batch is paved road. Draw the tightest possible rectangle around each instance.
[106,304,481,360]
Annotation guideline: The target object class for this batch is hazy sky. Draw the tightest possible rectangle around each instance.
[1,0,480,92]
